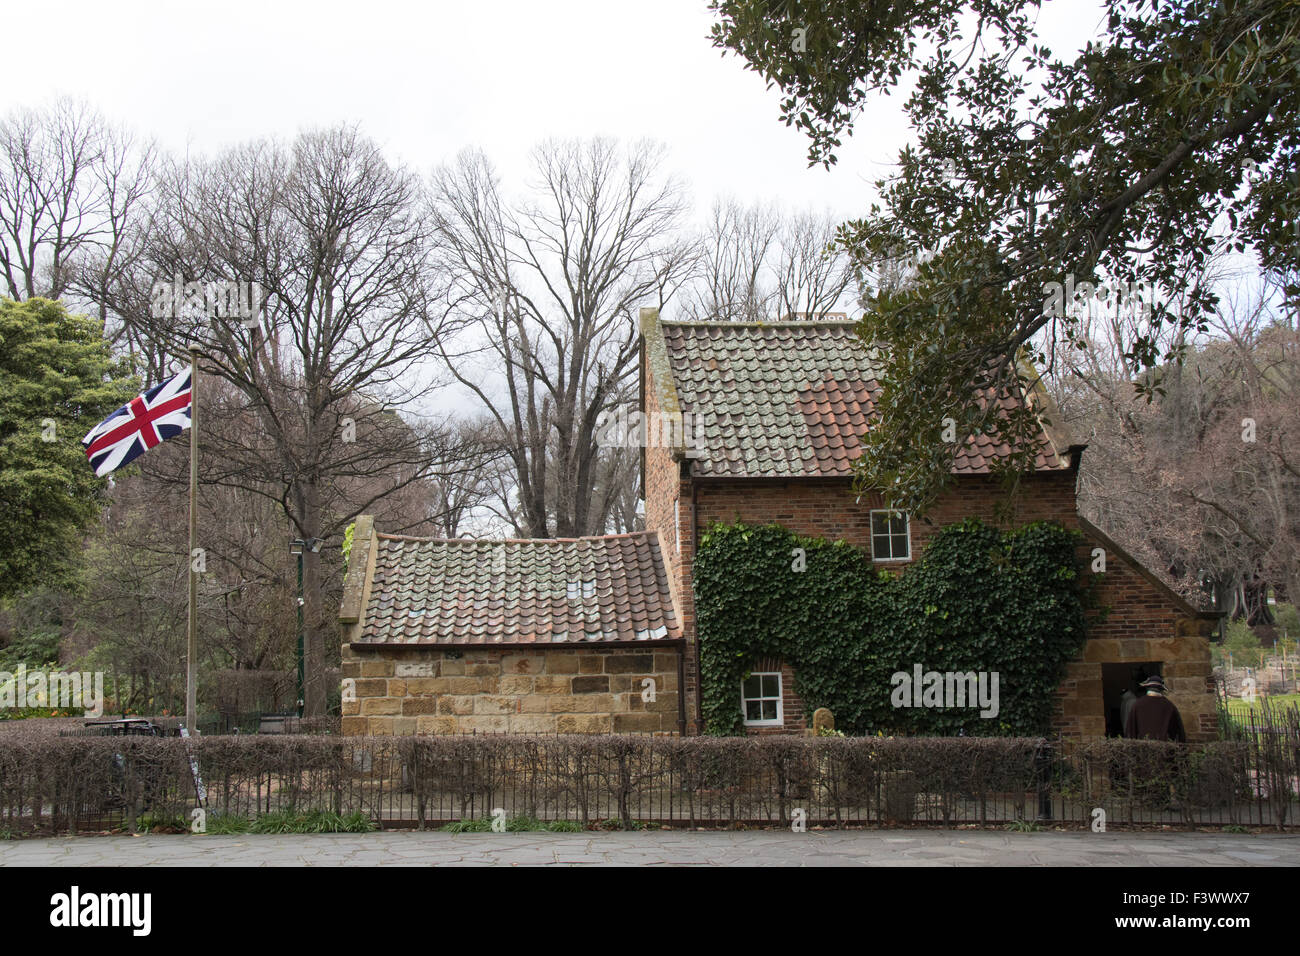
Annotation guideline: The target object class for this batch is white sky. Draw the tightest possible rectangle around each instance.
[1,0,1105,225]
[0,0,1115,532]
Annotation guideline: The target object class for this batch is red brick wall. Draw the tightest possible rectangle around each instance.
[745,656,807,735]
[642,357,699,729]
[642,359,681,583]
[1055,527,1218,740]
[694,472,1080,564]
[667,473,1071,732]
[640,401,1213,738]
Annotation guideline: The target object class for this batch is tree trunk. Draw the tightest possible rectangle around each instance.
[303,547,327,717]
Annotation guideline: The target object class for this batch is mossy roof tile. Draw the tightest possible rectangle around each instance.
[354,529,680,646]
[657,320,1068,478]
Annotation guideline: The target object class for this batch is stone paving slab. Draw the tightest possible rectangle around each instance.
[1,830,1297,866]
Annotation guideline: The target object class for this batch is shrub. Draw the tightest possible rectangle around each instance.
[0,732,1291,833]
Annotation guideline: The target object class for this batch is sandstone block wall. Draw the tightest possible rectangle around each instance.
[1053,522,1219,741]
[340,645,682,736]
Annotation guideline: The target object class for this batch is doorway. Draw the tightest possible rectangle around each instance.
[1101,662,1163,737]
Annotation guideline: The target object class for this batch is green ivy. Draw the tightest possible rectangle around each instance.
[341,521,355,578]
[696,518,1091,736]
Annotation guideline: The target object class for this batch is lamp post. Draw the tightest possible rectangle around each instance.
[289,537,323,718]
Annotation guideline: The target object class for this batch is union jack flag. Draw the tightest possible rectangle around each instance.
[82,369,192,477]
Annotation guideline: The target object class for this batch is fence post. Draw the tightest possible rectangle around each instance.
[1034,738,1054,822]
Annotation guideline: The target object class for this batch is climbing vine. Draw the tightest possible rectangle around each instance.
[695,519,1092,736]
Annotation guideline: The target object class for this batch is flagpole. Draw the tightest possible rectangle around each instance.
[186,345,201,734]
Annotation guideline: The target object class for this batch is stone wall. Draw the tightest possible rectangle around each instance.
[1058,520,1219,741]
[340,644,682,736]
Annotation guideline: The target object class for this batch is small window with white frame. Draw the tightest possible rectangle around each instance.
[741,672,783,726]
[871,510,910,562]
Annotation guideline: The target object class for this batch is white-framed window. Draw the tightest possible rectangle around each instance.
[741,672,783,726]
[871,510,911,562]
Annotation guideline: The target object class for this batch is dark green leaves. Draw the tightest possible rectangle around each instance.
[0,298,137,600]
[710,0,1300,515]
[696,518,1089,736]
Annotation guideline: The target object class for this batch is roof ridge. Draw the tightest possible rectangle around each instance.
[640,307,687,459]
[374,530,657,546]
[660,319,860,328]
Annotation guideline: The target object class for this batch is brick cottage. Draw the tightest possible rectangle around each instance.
[340,308,1219,740]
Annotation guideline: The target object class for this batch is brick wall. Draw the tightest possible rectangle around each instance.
[646,463,1216,741]
[745,656,807,735]
[693,471,1080,561]
[340,645,682,735]
[1060,522,1218,741]
[642,335,699,732]
[642,353,681,585]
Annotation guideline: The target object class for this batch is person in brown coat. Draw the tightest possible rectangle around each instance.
[1124,674,1187,742]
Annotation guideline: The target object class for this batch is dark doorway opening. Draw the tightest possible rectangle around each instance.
[1102,662,1163,737]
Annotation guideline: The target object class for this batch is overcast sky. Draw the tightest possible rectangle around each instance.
[1,0,1105,224]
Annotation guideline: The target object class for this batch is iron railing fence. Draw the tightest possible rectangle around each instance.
[2,722,1296,834]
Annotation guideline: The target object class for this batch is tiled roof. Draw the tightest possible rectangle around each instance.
[354,529,681,646]
[657,319,1069,479]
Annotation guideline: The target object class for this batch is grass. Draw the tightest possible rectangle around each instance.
[1004,819,1045,833]
[543,818,586,832]
[247,809,374,834]
[205,813,252,834]
[192,809,375,835]
[1225,693,1300,717]
[136,811,188,833]
[594,817,647,831]
[443,815,589,833]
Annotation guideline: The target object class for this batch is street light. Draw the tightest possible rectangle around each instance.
[290,537,323,718]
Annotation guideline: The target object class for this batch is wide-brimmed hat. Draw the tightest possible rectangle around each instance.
[1139,675,1168,691]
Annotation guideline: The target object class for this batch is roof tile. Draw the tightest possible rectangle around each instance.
[658,320,1065,478]
[355,530,681,647]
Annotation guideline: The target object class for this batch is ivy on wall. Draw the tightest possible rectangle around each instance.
[695,519,1091,736]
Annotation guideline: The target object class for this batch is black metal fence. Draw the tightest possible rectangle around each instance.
[1,723,1296,834]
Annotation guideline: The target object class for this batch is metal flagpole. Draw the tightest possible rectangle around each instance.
[186,345,201,734]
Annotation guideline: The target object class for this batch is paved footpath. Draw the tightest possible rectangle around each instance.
[1,830,1298,866]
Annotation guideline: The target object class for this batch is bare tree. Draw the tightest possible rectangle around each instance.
[772,209,857,319]
[415,416,509,538]
[110,126,469,715]
[679,199,777,321]
[430,138,694,537]
[1051,258,1300,627]
[0,98,155,304]
[678,198,856,321]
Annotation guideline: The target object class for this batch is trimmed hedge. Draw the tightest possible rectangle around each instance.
[0,732,1293,834]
